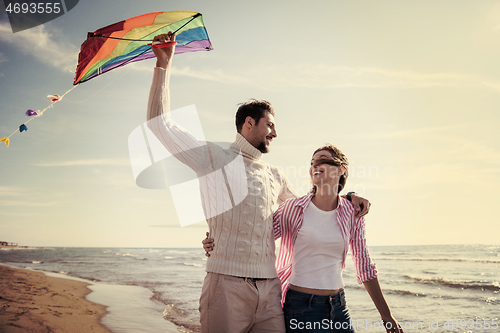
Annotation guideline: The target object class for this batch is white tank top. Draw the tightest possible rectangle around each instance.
[289,201,345,289]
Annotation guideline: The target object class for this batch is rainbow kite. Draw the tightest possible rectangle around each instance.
[74,11,213,84]
[1,11,213,147]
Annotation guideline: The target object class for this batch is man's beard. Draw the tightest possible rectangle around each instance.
[256,141,269,153]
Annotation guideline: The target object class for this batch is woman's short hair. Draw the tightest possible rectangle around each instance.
[235,99,275,133]
[312,144,349,194]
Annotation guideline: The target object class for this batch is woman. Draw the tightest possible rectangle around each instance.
[204,144,403,333]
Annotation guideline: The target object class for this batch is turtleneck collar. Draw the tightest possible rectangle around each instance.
[231,132,263,161]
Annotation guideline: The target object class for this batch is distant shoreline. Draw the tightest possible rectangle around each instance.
[0,245,28,249]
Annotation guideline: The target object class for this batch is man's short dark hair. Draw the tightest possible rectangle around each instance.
[235,99,275,133]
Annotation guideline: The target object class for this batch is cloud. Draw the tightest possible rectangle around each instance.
[359,125,463,139]
[2,20,493,94]
[0,52,6,77]
[481,81,500,92]
[0,211,47,217]
[441,137,500,166]
[126,63,255,87]
[0,22,78,72]
[0,186,26,197]
[173,66,252,85]
[0,186,70,207]
[0,200,65,207]
[380,160,500,193]
[169,62,500,93]
[33,158,130,167]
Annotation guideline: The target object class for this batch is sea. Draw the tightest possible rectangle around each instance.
[1,244,499,333]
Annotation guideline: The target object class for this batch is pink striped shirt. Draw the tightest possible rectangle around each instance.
[274,193,377,303]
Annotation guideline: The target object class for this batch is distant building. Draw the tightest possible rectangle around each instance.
[0,241,18,246]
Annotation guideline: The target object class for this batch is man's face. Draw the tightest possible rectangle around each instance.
[249,112,277,153]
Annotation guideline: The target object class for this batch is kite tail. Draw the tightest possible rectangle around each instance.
[1,85,79,148]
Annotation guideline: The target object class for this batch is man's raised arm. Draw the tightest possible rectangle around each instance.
[147,33,175,122]
[146,33,209,173]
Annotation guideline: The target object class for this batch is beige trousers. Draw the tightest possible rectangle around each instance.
[199,272,286,333]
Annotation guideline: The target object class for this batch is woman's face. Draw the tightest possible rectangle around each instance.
[310,150,345,191]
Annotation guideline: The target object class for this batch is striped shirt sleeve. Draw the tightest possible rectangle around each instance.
[273,203,284,240]
[350,216,378,284]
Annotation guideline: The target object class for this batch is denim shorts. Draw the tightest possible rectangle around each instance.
[283,288,355,333]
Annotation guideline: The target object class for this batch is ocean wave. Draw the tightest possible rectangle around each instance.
[344,284,427,298]
[162,302,199,333]
[404,275,500,292]
[430,294,498,304]
[55,271,101,282]
[422,270,438,275]
[375,257,500,264]
[183,262,204,268]
[485,297,499,305]
[385,289,427,297]
[432,294,459,300]
[31,261,43,264]
[149,292,199,333]
[164,256,174,260]
[344,284,365,290]
[166,250,192,255]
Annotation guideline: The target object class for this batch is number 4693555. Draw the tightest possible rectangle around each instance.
[5,2,61,14]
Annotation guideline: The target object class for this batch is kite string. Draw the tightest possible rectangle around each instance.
[3,65,130,146]
[5,85,79,139]
[65,67,134,104]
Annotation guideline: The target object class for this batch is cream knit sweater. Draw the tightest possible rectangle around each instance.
[147,67,296,278]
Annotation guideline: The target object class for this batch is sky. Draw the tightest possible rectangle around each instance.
[1,0,499,247]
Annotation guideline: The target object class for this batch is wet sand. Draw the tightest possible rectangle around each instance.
[0,265,111,333]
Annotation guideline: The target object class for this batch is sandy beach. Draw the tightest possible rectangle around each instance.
[0,265,111,333]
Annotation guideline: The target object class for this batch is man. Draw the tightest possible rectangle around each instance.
[147,32,370,333]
